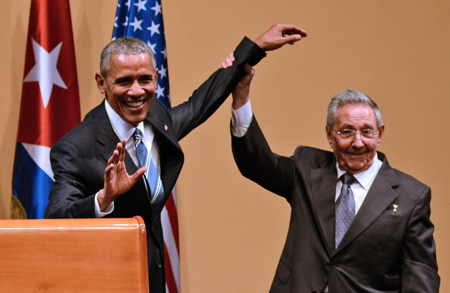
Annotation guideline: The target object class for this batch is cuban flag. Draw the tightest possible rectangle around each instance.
[113,1,180,292]
[11,0,81,219]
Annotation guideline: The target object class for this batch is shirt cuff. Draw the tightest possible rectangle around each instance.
[231,100,253,137]
[94,192,114,218]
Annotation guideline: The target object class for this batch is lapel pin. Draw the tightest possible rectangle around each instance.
[393,204,398,213]
[164,125,168,131]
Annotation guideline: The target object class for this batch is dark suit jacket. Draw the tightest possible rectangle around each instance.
[44,37,266,293]
[232,117,439,293]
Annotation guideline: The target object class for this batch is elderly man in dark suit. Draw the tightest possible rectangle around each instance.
[227,61,440,292]
[44,24,308,293]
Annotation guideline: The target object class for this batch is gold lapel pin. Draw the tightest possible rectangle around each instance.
[393,204,398,213]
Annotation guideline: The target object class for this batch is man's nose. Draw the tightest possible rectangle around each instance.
[128,81,144,97]
[351,132,364,148]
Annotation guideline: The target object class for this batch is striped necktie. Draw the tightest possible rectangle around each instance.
[134,128,164,208]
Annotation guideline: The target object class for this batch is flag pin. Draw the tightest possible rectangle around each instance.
[393,204,398,213]
[164,125,168,131]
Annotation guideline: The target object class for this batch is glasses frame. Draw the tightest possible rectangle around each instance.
[334,129,379,139]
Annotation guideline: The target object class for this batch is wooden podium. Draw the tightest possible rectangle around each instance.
[0,216,149,292]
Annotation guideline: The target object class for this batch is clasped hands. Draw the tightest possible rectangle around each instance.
[223,23,308,110]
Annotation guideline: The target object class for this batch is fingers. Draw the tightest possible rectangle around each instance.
[242,63,255,81]
[280,24,308,38]
[118,139,127,162]
[107,149,119,166]
[256,23,307,51]
[104,163,114,179]
[108,139,127,164]
[221,51,235,69]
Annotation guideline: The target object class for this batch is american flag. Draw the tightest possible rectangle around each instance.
[12,0,81,219]
[112,1,180,292]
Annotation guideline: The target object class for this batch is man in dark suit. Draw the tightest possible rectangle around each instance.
[44,24,308,293]
[228,63,440,292]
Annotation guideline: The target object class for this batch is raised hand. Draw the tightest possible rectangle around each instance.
[97,139,146,211]
[255,23,307,51]
[222,23,307,69]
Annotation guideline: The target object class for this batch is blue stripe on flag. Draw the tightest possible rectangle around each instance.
[12,143,53,219]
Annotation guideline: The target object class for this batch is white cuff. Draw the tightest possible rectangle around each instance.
[94,192,114,218]
[231,100,253,137]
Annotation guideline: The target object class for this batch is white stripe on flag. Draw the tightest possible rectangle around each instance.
[22,143,54,180]
[171,185,178,209]
[162,206,180,291]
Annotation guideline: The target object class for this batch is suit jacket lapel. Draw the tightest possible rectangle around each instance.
[309,154,337,255]
[335,153,399,253]
[95,102,153,215]
[145,101,183,211]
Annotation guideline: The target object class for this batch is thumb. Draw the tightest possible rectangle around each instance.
[131,167,147,183]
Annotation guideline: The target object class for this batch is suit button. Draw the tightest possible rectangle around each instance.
[156,261,162,268]
[331,262,337,268]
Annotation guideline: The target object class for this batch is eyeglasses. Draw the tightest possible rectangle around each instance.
[335,129,379,139]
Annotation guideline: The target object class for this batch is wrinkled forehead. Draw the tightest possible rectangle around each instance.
[335,103,377,127]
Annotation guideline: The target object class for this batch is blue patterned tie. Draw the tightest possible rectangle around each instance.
[335,173,356,248]
[134,128,164,208]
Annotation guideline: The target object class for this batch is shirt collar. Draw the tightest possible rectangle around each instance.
[104,99,144,141]
[336,152,383,190]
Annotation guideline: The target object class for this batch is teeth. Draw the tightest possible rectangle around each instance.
[125,100,144,108]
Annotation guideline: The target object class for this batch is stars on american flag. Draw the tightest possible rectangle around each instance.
[147,21,160,36]
[113,0,170,106]
[129,17,143,32]
[134,0,147,12]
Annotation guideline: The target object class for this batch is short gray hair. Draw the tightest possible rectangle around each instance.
[99,36,156,77]
[327,89,382,130]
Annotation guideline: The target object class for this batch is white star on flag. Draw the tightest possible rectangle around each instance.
[24,38,67,108]
[130,17,143,32]
[161,47,167,60]
[124,0,132,10]
[159,65,167,79]
[155,85,165,98]
[134,0,147,12]
[147,41,157,54]
[151,1,162,16]
[147,21,160,36]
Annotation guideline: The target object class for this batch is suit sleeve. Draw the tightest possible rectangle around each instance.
[401,185,440,292]
[169,37,266,141]
[232,116,296,202]
[44,139,97,218]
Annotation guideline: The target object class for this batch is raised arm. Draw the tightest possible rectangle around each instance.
[222,23,307,69]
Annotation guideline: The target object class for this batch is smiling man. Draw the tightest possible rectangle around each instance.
[229,64,440,292]
[44,24,307,293]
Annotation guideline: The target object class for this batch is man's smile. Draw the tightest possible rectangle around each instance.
[123,99,147,108]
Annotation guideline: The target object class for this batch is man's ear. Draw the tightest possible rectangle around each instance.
[95,73,106,94]
[154,68,159,85]
[326,125,333,148]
